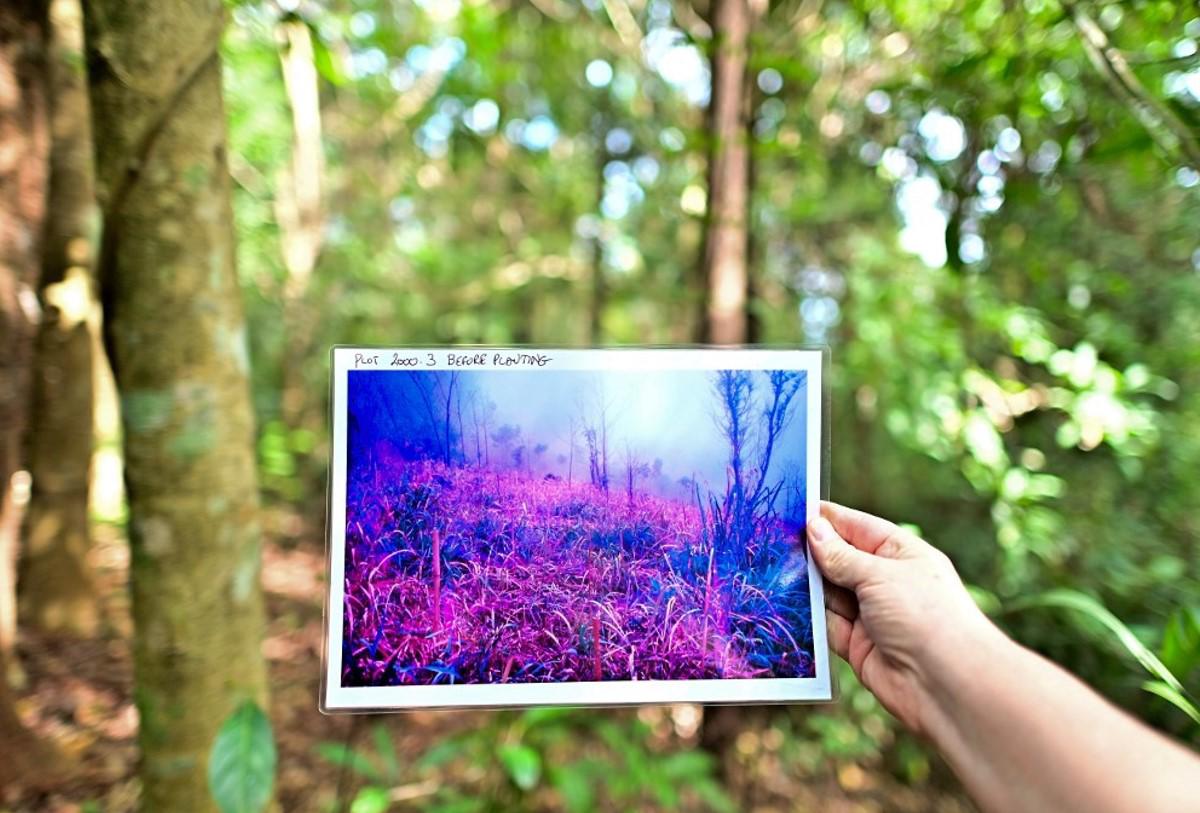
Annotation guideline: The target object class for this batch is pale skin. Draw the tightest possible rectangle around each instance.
[808,501,1200,813]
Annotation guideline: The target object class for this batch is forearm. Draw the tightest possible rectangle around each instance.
[921,623,1200,813]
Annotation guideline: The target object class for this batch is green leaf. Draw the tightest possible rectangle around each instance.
[521,706,577,727]
[350,786,391,813]
[1160,606,1200,678]
[966,584,1001,616]
[692,778,737,813]
[659,750,714,779]
[371,724,400,781]
[316,742,382,782]
[427,796,486,813]
[497,743,542,791]
[552,766,595,813]
[309,26,348,86]
[1141,680,1200,726]
[1011,589,1192,697]
[207,700,276,813]
[417,738,468,769]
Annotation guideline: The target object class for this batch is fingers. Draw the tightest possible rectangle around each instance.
[807,515,880,589]
[826,610,851,662]
[821,501,908,556]
[825,583,859,622]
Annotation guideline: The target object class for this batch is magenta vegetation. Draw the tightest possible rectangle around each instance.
[341,368,814,686]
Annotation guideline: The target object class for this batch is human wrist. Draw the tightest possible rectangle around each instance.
[910,608,1013,742]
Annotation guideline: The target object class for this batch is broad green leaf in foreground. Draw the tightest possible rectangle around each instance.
[207,700,277,813]
[497,743,542,791]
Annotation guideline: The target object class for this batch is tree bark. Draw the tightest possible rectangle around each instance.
[275,15,324,427]
[0,0,73,789]
[697,0,753,345]
[83,1,271,810]
[19,0,101,638]
[0,0,49,666]
[697,0,763,778]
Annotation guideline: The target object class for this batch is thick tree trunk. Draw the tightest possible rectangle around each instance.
[0,0,49,666]
[0,0,72,789]
[83,1,270,810]
[19,0,101,637]
[698,0,753,345]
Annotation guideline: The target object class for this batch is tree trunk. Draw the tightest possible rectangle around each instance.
[697,0,763,778]
[0,0,73,789]
[19,0,101,638]
[697,0,753,345]
[744,77,762,344]
[275,15,323,428]
[83,1,271,810]
[0,0,49,666]
[589,106,608,343]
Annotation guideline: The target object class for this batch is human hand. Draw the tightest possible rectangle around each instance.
[807,501,1002,737]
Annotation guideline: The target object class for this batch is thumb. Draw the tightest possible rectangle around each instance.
[808,515,878,589]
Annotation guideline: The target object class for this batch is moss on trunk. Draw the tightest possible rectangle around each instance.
[83,1,270,809]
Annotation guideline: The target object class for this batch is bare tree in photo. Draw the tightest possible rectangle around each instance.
[410,374,445,461]
[578,383,614,493]
[623,441,651,505]
[710,369,805,546]
[711,370,753,527]
[565,414,578,483]
[468,390,484,465]
[436,371,459,466]
[454,378,465,463]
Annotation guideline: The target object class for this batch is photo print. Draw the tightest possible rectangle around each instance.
[323,348,830,709]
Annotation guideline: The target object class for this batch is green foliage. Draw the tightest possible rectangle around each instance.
[317,712,733,812]
[496,742,541,791]
[207,701,277,813]
[1009,588,1200,725]
[222,0,1200,800]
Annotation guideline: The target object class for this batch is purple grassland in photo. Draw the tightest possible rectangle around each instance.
[342,367,814,686]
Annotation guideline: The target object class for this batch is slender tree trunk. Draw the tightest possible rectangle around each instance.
[83,2,270,810]
[589,116,607,343]
[0,0,72,789]
[19,0,101,637]
[744,80,762,344]
[275,15,324,428]
[697,0,764,777]
[697,0,753,345]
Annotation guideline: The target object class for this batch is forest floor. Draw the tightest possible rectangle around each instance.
[2,508,975,813]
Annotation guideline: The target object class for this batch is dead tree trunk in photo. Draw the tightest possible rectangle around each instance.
[19,0,101,637]
[697,0,754,345]
[0,0,72,789]
[83,1,271,809]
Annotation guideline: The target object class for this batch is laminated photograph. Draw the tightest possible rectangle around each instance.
[322,347,831,710]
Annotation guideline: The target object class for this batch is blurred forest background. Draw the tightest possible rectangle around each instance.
[1,0,1198,810]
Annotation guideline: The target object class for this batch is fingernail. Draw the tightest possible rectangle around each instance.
[808,516,833,544]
